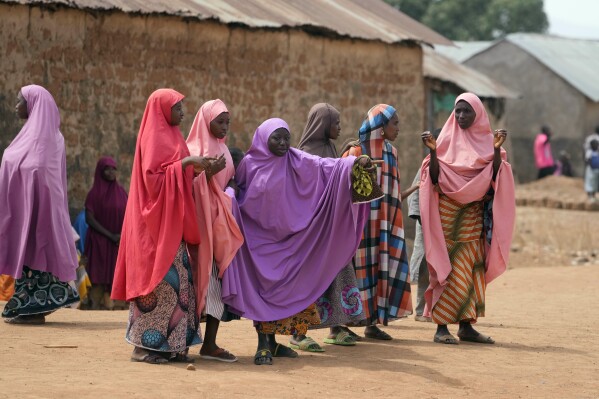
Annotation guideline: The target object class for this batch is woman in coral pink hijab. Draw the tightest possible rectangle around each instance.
[112,89,213,364]
[420,93,515,345]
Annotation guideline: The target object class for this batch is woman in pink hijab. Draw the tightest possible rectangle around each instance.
[186,99,243,363]
[420,93,515,345]
[0,85,80,324]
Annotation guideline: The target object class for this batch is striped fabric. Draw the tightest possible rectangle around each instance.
[205,262,226,320]
[346,104,412,326]
[431,195,486,325]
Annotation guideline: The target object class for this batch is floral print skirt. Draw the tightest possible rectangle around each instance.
[126,243,202,353]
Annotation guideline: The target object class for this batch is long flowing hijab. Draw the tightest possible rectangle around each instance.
[0,85,78,281]
[419,92,515,311]
[112,89,201,301]
[186,99,243,314]
[83,157,128,285]
[221,118,368,321]
[298,103,339,158]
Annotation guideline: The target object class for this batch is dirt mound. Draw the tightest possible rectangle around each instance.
[515,175,599,211]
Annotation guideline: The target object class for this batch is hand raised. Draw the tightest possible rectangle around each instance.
[493,129,507,149]
[209,154,227,176]
[421,131,436,151]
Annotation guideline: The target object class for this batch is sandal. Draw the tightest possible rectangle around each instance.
[364,326,392,341]
[272,343,298,358]
[433,333,459,345]
[323,330,356,346]
[199,348,238,363]
[254,349,273,366]
[341,327,363,341]
[458,333,495,344]
[289,336,325,352]
[131,349,169,364]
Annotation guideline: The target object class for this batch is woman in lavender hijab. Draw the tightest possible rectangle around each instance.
[0,85,79,324]
[222,118,374,365]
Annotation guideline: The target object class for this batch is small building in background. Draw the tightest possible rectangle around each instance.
[438,34,599,182]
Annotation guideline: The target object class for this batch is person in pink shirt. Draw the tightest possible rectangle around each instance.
[534,126,555,179]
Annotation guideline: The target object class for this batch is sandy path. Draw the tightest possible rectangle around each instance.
[2,262,598,399]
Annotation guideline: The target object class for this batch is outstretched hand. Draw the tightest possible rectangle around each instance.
[421,131,436,151]
[494,129,507,149]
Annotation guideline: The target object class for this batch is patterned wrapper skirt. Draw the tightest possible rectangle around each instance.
[126,243,202,353]
[431,195,486,325]
[256,304,321,335]
[313,264,365,328]
[1,266,80,318]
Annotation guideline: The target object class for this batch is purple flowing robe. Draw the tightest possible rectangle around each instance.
[221,118,368,321]
[0,85,78,282]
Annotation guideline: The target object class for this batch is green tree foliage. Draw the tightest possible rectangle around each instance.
[384,0,548,40]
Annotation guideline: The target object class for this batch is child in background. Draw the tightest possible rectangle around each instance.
[585,139,599,202]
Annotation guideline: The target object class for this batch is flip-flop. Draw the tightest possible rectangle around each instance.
[272,343,298,358]
[254,349,273,366]
[289,336,325,352]
[458,333,495,344]
[131,352,169,364]
[364,327,392,341]
[433,334,459,345]
[323,330,356,346]
[200,348,238,363]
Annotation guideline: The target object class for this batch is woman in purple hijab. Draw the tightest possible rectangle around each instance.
[84,156,128,309]
[0,85,80,324]
[221,118,372,365]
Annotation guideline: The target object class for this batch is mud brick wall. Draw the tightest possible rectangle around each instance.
[0,3,426,215]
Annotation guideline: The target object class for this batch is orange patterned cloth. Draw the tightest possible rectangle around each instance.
[0,275,14,301]
[431,195,486,325]
[256,304,321,335]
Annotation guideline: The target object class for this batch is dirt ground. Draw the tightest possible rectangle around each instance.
[2,206,599,399]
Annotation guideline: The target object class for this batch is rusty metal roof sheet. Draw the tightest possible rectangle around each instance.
[423,47,519,99]
[4,0,452,46]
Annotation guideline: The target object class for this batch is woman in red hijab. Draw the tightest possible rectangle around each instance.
[84,156,127,309]
[112,89,213,364]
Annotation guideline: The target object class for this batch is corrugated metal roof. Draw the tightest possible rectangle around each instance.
[505,34,599,102]
[434,41,493,63]
[423,47,518,99]
[437,34,599,102]
[3,0,453,46]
